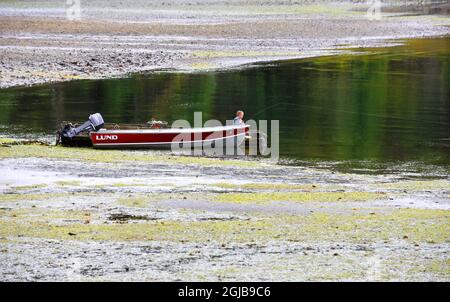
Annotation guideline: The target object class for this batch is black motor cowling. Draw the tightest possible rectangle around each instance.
[62,113,104,139]
[57,113,104,146]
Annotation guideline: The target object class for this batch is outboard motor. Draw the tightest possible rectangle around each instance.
[58,113,104,146]
[62,113,104,139]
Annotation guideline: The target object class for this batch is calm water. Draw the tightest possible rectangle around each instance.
[0,38,449,164]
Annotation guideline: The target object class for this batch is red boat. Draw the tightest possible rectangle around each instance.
[57,113,249,149]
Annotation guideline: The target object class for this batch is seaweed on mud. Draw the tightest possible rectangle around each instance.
[1,208,448,244]
[9,184,48,191]
[0,144,259,167]
[107,213,157,223]
[214,191,387,204]
[378,180,450,191]
[196,216,245,222]
[0,193,59,203]
[213,182,321,191]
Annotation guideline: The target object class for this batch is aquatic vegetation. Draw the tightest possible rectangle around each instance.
[190,62,214,69]
[407,258,450,277]
[116,193,214,208]
[55,180,82,186]
[1,205,447,244]
[0,184,448,281]
[116,196,151,208]
[0,144,259,168]
[9,184,48,191]
[290,209,450,244]
[0,192,92,203]
[0,193,57,203]
[214,191,386,204]
[213,182,321,191]
[0,138,17,144]
[378,180,450,191]
[245,4,360,16]
[111,183,147,188]
[3,208,88,221]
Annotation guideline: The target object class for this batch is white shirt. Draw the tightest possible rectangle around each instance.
[233,117,244,125]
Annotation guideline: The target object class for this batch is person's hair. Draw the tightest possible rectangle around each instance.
[236,110,244,115]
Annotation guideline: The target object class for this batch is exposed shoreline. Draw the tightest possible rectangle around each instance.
[0,142,449,281]
[1,1,449,282]
[1,1,449,88]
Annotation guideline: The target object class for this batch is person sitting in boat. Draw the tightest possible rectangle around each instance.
[233,110,245,125]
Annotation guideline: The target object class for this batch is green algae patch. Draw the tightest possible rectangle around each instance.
[0,192,93,203]
[215,191,386,205]
[55,180,82,186]
[190,62,215,69]
[2,205,447,245]
[114,190,388,208]
[116,193,214,208]
[0,219,276,242]
[287,209,450,244]
[0,193,60,203]
[1,208,89,222]
[407,258,450,278]
[247,3,359,17]
[165,155,258,168]
[0,138,17,144]
[116,194,172,208]
[0,144,259,168]
[213,182,321,191]
[111,183,147,188]
[378,180,450,191]
[10,184,47,191]
[116,196,151,208]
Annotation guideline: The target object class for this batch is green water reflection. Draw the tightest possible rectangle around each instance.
[0,38,449,164]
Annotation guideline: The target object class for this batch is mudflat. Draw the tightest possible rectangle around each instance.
[0,142,448,281]
[1,0,449,88]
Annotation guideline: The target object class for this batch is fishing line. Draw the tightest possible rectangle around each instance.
[249,102,450,126]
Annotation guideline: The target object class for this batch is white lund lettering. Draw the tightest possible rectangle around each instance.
[96,135,118,141]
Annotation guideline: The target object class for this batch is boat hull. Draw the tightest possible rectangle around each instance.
[90,125,249,149]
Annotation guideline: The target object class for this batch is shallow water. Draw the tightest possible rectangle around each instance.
[0,38,449,164]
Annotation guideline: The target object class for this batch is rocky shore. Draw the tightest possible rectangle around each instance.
[1,1,449,88]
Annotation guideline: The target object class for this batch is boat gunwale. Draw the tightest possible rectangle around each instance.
[93,124,249,134]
